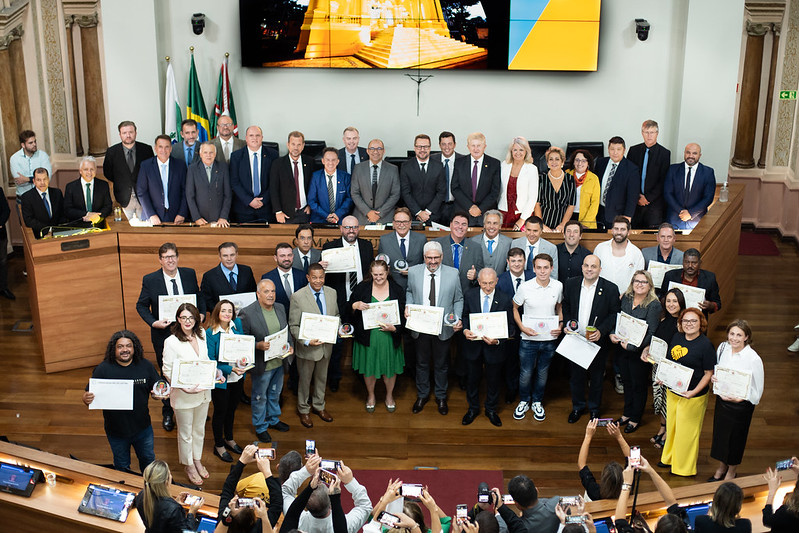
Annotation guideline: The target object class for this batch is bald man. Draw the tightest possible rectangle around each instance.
[664,143,716,230]
[229,125,278,223]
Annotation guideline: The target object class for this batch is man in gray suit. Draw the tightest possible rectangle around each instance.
[213,114,245,165]
[433,211,483,295]
[377,207,425,290]
[239,279,290,443]
[289,263,339,428]
[406,241,464,415]
[185,142,231,227]
[351,138,400,225]
[292,223,322,273]
[468,210,512,274]
[642,222,684,268]
[511,215,560,280]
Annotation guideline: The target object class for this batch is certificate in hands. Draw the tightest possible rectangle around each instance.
[362,300,401,330]
[713,365,751,400]
[321,247,357,273]
[265,326,291,360]
[218,334,255,368]
[648,261,682,288]
[556,333,601,370]
[88,379,133,410]
[298,312,340,344]
[655,358,693,394]
[521,315,560,341]
[405,304,444,336]
[468,312,509,340]
[219,292,256,313]
[171,360,217,390]
[647,336,669,363]
[158,294,197,322]
[667,281,706,310]
[615,312,648,347]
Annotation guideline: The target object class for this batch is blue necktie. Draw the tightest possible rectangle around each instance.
[527,245,535,271]
[315,291,324,313]
[487,240,494,254]
[482,294,490,313]
[42,192,51,217]
[641,147,650,193]
[453,243,460,269]
[186,145,193,164]
[229,272,236,291]
[400,238,407,259]
[252,153,260,196]
[171,278,179,296]
[350,154,356,174]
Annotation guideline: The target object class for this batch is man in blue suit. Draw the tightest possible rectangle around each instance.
[229,125,278,223]
[664,143,716,230]
[261,242,307,312]
[308,147,352,224]
[136,135,188,224]
[594,136,640,230]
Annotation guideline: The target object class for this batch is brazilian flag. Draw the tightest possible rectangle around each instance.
[186,54,210,142]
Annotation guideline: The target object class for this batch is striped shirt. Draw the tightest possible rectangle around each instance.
[538,174,576,228]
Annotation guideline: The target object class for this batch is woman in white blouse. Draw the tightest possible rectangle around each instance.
[498,137,539,230]
[162,302,214,486]
[707,319,764,482]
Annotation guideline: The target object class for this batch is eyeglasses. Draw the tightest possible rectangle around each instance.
[414,145,431,150]
[394,219,411,225]
[342,225,358,230]
[633,279,649,285]
[574,158,588,163]
[367,147,384,152]
[178,316,195,322]
[681,319,699,325]
[161,255,177,260]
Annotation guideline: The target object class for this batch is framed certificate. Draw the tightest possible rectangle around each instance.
[667,282,706,310]
[648,261,682,288]
[362,300,401,330]
[298,312,340,344]
[321,246,357,273]
[218,334,255,365]
[158,294,197,322]
[647,336,668,363]
[713,365,751,399]
[468,311,509,340]
[521,315,560,341]
[405,304,444,336]
[655,358,693,394]
[265,327,291,360]
[171,360,217,389]
[615,312,648,347]
[218,292,256,313]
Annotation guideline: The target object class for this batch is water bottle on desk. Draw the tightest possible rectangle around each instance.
[719,182,729,203]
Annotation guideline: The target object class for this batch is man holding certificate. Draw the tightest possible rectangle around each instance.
[660,248,721,317]
[461,268,515,427]
[289,263,339,428]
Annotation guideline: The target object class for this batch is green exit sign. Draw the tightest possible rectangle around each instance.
[779,90,797,100]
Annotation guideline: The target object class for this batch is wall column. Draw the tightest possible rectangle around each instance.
[0,26,26,185]
[75,13,107,156]
[64,15,83,156]
[731,21,767,168]
[757,23,781,168]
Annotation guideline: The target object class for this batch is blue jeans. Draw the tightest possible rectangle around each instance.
[252,366,284,433]
[107,425,155,472]
[518,339,556,403]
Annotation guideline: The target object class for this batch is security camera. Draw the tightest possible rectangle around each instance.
[635,19,650,41]
[191,13,206,35]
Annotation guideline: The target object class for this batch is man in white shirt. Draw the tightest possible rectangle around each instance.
[10,130,51,199]
[593,216,645,293]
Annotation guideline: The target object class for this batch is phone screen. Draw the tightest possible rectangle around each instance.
[237,498,255,508]
[630,446,641,467]
[401,484,423,498]
[559,496,579,507]
[257,448,275,459]
[596,418,614,427]
[320,459,339,471]
[776,459,793,471]
[502,494,515,505]
[319,469,336,486]
[378,511,399,526]
[456,504,468,522]
[305,440,316,456]
[183,494,201,506]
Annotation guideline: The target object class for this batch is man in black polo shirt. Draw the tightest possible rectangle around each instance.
[82,330,166,472]
[556,220,591,283]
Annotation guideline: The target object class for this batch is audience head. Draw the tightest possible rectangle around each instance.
[245,126,263,151]
[568,149,594,173]
[278,450,303,484]
[467,132,487,160]
[367,139,385,163]
[475,511,500,533]
[342,126,360,152]
[708,482,744,527]
[683,143,702,165]
[307,263,326,291]
[401,502,427,533]
[104,330,144,367]
[33,167,50,192]
[611,216,631,243]
[306,486,331,518]
[141,460,172,526]
[19,130,37,154]
[439,131,456,158]
[172,303,203,340]
[505,137,533,164]
[208,299,236,330]
[295,223,314,252]
[256,279,277,309]
[608,136,626,162]
[662,288,686,319]
[321,147,339,174]
[599,461,624,500]
[218,241,239,269]
[340,215,360,242]
[508,474,538,508]
[118,121,137,145]
[181,119,199,146]
[287,131,305,158]
[654,513,687,533]
[414,134,431,162]
[423,241,443,273]
[563,525,586,533]
[154,134,173,162]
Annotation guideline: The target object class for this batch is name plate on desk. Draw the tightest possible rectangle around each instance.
[60,239,91,252]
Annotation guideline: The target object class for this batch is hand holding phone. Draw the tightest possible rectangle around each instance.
[776,458,793,471]
[257,448,276,459]
[630,446,641,468]
[456,504,468,524]
[377,511,400,527]
[305,440,316,457]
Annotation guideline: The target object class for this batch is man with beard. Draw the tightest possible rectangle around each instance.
[262,242,308,312]
[660,248,721,317]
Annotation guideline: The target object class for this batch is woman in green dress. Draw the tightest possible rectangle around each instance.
[348,260,406,413]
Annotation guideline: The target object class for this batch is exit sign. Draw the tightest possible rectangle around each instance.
[779,90,797,100]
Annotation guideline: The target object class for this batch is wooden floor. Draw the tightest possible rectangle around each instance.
[1,230,797,500]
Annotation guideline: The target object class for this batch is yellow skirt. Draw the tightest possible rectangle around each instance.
[660,390,709,476]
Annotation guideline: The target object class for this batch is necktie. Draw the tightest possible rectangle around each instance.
[283,273,292,297]
[527,245,535,271]
[229,271,236,291]
[350,154,356,174]
[515,277,522,293]
[315,291,324,313]
[602,163,617,204]
[186,145,193,163]
[85,183,92,212]
[126,148,135,172]
[223,142,231,162]
[205,166,212,183]
[641,148,650,193]
[453,243,460,269]
[444,158,451,201]
[293,160,301,209]
[487,239,494,254]
[160,164,169,209]
[302,255,309,273]
[428,272,436,306]
[371,165,379,207]
[400,238,407,259]
[327,175,336,213]
[42,192,51,217]
[252,153,260,196]
[420,162,426,175]
[171,278,179,295]
[471,160,479,201]
[482,294,490,313]
[684,167,693,205]
[349,270,357,295]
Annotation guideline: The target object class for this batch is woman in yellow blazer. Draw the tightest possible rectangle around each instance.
[567,149,600,229]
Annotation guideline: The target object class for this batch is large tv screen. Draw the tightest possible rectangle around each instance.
[239,0,600,71]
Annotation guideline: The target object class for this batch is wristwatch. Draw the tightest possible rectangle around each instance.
[621,483,632,491]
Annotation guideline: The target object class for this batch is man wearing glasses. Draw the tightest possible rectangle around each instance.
[136,242,203,431]
[350,139,400,225]
[377,208,425,291]
[400,134,446,225]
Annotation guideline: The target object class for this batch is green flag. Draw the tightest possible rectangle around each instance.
[186,54,210,142]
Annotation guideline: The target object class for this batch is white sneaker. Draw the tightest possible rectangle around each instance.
[788,338,799,352]
[513,401,529,420]
[614,374,624,394]
[532,402,546,421]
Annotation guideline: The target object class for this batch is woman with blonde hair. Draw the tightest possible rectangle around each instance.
[535,146,576,232]
[499,137,539,230]
[134,459,203,532]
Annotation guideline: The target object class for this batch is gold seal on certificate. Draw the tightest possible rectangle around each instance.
[406,304,444,336]
[655,359,693,394]
[298,312,340,344]
[158,294,197,322]
[171,360,217,389]
[468,312,509,340]
[321,247,357,273]
[362,300,401,330]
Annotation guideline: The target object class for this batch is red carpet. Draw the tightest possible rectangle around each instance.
[738,232,780,256]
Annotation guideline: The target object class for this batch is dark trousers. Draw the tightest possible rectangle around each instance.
[617,349,650,423]
[0,227,8,291]
[106,425,155,472]
[438,201,455,225]
[570,349,608,413]
[632,202,663,229]
[454,335,468,378]
[327,339,345,382]
[503,338,520,396]
[285,211,310,224]
[416,334,451,400]
[151,330,174,418]
[211,380,244,447]
[466,355,503,412]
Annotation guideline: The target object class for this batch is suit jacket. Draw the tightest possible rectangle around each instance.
[663,162,716,229]
[199,263,257,314]
[377,230,426,290]
[322,237,374,319]
[307,169,352,223]
[102,141,154,206]
[510,236,560,280]
[594,157,640,226]
[496,269,534,298]
[469,233,512,274]
[288,285,339,362]
[499,161,539,221]
[213,136,245,164]
[136,267,203,345]
[270,154,314,218]
[20,187,65,238]
[337,147,368,174]
[434,234,484,295]
[450,154,501,225]
[172,142,201,167]
[400,158,446,219]
[63,177,113,222]
[135,156,188,222]
[347,278,405,348]
[238,300,289,374]
[641,246,684,269]
[162,335,211,409]
[462,287,516,363]
[350,160,400,224]
[185,160,231,223]
[660,268,721,314]
[405,264,463,341]
[261,267,308,312]
[627,142,671,208]
[561,276,621,341]
[229,145,279,222]
[292,247,322,272]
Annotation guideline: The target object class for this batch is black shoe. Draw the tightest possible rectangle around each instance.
[162,415,175,432]
[255,431,272,443]
[224,442,244,454]
[329,379,340,392]
[240,392,251,405]
[657,461,670,468]
[214,448,234,463]
[706,474,725,482]
[486,411,502,427]
[462,410,478,425]
[270,420,290,432]
[624,422,640,434]
[568,409,585,424]
[589,411,600,420]
[0,289,15,300]
[436,398,448,415]
[615,417,630,426]
[412,397,428,414]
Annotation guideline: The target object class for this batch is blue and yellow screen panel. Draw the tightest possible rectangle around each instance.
[509,0,601,71]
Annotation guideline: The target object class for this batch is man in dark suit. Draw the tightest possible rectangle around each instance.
[594,136,640,230]
[433,211,484,296]
[377,207,425,291]
[200,241,257,315]
[561,254,620,423]
[102,120,154,219]
[171,119,200,168]
[660,248,721,316]
[63,156,113,226]
[292,224,322,272]
[450,132,501,226]
[307,147,353,224]
[136,135,188,224]
[351,139,400,225]
[435,131,464,224]
[461,268,516,427]
[20,167,65,238]
[400,134,446,225]
[337,126,368,174]
[627,120,671,229]
[185,142,231,227]
[663,143,716,230]
[213,114,245,165]
[135,242,203,430]
[270,131,313,224]
[261,242,308,312]
[229,125,278,223]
